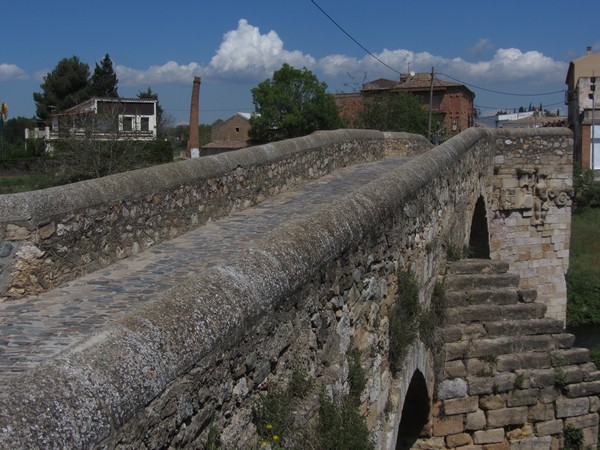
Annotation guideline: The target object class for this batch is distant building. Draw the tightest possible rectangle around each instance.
[334,72,476,136]
[565,46,600,170]
[201,112,254,156]
[49,97,158,142]
[495,111,568,129]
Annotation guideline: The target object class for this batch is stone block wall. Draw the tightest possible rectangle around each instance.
[0,130,432,301]
[489,129,574,322]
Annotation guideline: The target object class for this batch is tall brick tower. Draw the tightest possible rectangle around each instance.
[187,76,201,158]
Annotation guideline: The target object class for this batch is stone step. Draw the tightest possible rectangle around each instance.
[445,334,572,362]
[444,272,520,292]
[446,259,510,275]
[446,288,519,307]
[442,318,565,344]
[484,318,564,338]
[445,303,547,326]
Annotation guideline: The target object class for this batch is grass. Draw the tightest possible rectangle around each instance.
[0,173,57,194]
[566,207,600,327]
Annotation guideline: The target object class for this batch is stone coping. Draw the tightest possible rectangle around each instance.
[0,129,392,227]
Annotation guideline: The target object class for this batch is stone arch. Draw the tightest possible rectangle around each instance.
[395,369,430,450]
[384,341,434,450]
[468,195,490,259]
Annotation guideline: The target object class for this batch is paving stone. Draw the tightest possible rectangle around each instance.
[0,155,411,381]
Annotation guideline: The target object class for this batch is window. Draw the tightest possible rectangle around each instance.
[235,126,240,133]
[122,117,133,132]
[141,117,149,132]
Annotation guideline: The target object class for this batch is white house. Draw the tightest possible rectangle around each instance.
[49,97,158,141]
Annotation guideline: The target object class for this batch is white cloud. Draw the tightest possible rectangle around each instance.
[205,19,315,81]
[447,48,567,84]
[111,19,567,91]
[0,64,28,81]
[318,47,566,86]
[115,19,316,86]
[470,38,493,58]
[116,61,202,86]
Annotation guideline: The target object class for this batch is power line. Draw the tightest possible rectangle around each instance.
[308,0,566,99]
[437,72,565,97]
[308,0,401,76]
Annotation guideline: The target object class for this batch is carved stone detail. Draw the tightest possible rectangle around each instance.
[498,170,573,226]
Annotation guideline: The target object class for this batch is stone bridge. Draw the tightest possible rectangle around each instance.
[0,128,597,449]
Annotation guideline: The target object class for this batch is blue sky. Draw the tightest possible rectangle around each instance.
[1,0,599,125]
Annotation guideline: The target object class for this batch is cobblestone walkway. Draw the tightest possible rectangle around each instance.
[0,154,410,380]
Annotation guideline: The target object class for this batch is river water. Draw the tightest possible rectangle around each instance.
[567,326,600,350]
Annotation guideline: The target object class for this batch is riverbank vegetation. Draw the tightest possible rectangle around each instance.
[566,169,600,327]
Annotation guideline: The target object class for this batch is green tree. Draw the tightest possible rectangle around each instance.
[89,54,119,98]
[357,92,433,136]
[33,56,91,120]
[249,64,341,143]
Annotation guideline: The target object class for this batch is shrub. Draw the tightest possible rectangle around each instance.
[573,165,600,208]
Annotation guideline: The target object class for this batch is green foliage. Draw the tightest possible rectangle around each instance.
[564,425,584,450]
[446,243,473,261]
[357,92,441,136]
[554,366,566,389]
[347,349,367,405]
[515,372,525,389]
[252,370,313,448]
[249,64,342,143]
[589,348,600,368]
[316,394,373,450]
[89,54,119,98]
[0,116,46,159]
[0,172,56,194]
[567,207,600,327]
[205,422,222,450]
[52,139,172,182]
[390,274,447,375]
[573,165,600,208]
[389,270,421,374]
[33,56,91,120]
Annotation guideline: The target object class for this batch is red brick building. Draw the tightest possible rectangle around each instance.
[565,46,600,171]
[201,113,253,156]
[335,73,475,137]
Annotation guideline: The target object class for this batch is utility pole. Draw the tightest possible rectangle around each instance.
[428,67,434,142]
[591,71,596,171]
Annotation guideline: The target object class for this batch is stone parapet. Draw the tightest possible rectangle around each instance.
[0,130,432,300]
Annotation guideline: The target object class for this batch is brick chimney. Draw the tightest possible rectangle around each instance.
[187,76,201,158]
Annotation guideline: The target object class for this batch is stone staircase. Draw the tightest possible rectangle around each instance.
[422,259,600,449]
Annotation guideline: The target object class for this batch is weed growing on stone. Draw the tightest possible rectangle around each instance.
[389,270,420,374]
[315,348,373,450]
[252,370,313,448]
[554,367,567,389]
[390,274,447,375]
[515,372,525,389]
[205,422,221,449]
[477,367,495,378]
[479,354,498,364]
[551,351,566,367]
[446,244,473,261]
[564,425,584,450]
[316,394,373,450]
[347,348,366,403]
